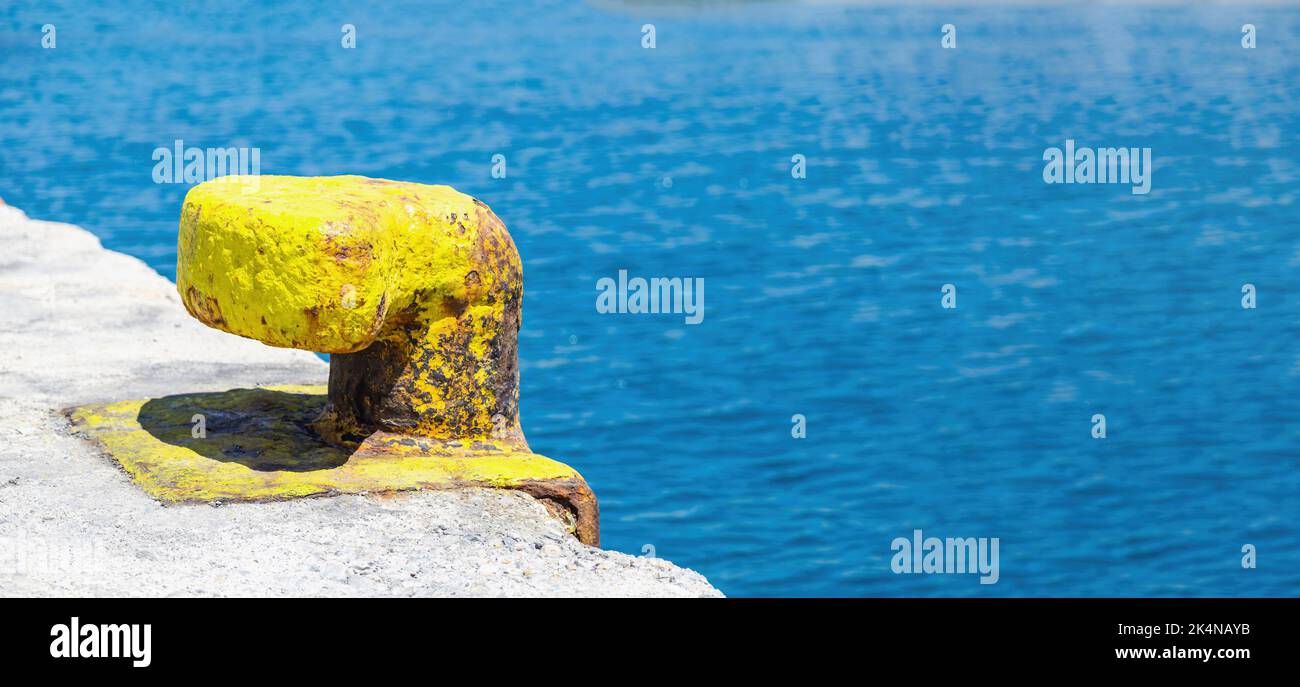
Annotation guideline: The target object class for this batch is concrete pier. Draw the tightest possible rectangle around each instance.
[0,204,721,597]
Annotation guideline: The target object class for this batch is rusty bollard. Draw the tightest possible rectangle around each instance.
[69,175,597,544]
[178,175,531,449]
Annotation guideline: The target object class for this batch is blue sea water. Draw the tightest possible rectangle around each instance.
[2,1,1298,597]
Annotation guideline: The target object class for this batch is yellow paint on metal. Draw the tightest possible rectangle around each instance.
[67,386,581,504]
[177,175,505,354]
[176,175,524,443]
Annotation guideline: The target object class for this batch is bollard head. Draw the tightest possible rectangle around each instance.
[177,175,517,355]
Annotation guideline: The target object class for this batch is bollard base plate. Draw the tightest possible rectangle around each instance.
[66,385,599,546]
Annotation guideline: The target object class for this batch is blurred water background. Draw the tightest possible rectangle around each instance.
[2,1,1298,596]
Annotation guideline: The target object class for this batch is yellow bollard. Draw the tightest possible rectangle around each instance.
[69,176,598,545]
[177,175,531,449]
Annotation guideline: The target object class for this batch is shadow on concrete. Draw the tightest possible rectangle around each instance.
[137,388,351,472]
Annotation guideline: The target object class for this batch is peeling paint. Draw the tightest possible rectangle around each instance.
[177,175,526,446]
